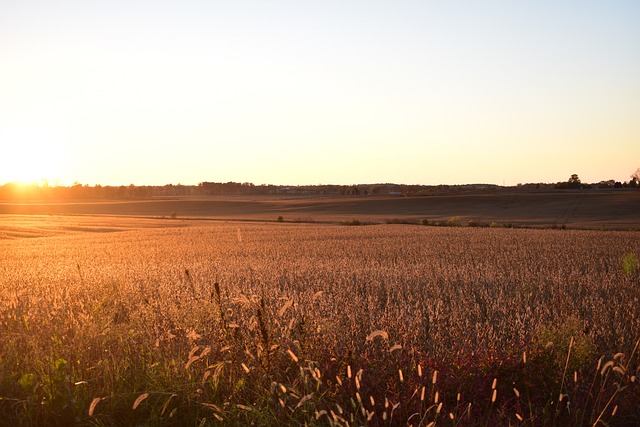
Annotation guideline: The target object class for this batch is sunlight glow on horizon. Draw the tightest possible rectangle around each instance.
[1,1,638,187]
[0,124,68,186]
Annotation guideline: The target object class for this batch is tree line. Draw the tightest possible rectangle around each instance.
[1,170,638,201]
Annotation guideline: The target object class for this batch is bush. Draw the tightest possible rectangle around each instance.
[447,216,462,227]
[468,220,489,228]
[622,253,638,276]
[385,218,415,225]
[536,316,596,377]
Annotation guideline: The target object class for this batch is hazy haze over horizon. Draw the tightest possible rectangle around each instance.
[1,1,639,187]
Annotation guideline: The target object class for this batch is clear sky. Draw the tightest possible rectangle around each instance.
[1,1,638,186]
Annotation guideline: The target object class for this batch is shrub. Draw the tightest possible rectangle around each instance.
[342,219,361,226]
[622,252,638,275]
[536,316,596,377]
[385,218,414,225]
[468,220,489,227]
[447,216,462,226]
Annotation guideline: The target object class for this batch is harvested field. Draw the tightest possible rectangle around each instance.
[2,190,640,230]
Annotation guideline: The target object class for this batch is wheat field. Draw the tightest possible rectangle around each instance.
[1,216,639,426]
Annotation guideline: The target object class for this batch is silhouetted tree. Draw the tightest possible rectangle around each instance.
[568,174,581,189]
[630,168,640,188]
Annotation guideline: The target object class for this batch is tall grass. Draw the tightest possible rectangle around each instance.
[0,222,638,425]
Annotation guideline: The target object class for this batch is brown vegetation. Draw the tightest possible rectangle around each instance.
[0,216,639,425]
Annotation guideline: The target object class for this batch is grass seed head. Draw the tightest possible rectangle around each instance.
[287,349,299,363]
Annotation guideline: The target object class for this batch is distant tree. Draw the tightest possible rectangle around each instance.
[370,186,382,195]
[630,168,640,188]
[567,173,582,188]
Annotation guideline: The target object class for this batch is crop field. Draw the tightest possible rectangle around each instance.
[2,189,640,230]
[1,215,639,426]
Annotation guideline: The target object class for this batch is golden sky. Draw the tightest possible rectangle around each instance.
[1,1,639,186]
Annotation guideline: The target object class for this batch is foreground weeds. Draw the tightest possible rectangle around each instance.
[1,222,639,425]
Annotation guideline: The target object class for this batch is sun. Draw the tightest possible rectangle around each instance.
[0,125,68,186]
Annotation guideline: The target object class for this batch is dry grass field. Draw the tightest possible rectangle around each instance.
[1,211,639,426]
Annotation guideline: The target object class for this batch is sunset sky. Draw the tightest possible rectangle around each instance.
[1,1,639,187]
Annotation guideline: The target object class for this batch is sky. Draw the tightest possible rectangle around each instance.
[1,1,639,187]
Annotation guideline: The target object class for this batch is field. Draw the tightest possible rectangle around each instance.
[1,194,640,426]
[2,189,640,230]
